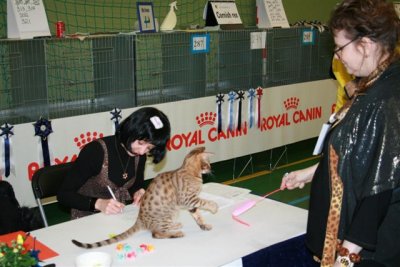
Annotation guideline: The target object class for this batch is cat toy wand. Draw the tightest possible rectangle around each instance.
[232,174,288,226]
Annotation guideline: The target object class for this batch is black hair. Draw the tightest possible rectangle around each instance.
[0,181,44,234]
[116,107,171,163]
[0,180,19,207]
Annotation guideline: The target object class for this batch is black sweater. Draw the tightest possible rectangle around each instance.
[57,135,146,211]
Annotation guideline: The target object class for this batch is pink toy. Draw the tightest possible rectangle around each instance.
[232,187,284,226]
[232,199,257,217]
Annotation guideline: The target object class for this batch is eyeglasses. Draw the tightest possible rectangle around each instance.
[333,37,359,56]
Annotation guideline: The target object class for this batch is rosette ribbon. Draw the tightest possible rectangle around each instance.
[216,93,224,133]
[236,90,245,131]
[256,87,264,128]
[34,117,53,167]
[110,108,122,133]
[248,88,256,128]
[0,123,14,177]
[30,236,41,267]
[227,91,236,132]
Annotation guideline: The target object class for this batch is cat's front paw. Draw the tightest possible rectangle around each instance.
[208,201,218,214]
[200,224,213,231]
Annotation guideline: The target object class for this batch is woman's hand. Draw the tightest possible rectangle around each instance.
[133,188,145,206]
[333,240,362,267]
[95,198,125,214]
[280,164,318,190]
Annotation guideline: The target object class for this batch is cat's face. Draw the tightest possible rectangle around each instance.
[184,147,213,176]
[200,152,213,174]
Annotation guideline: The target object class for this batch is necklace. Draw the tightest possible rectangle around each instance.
[115,138,131,179]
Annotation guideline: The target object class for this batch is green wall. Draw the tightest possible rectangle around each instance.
[283,0,340,23]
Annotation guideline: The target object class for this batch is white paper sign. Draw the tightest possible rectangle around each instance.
[256,0,290,28]
[7,0,51,39]
[250,31,267,49]
[210,2,242,25]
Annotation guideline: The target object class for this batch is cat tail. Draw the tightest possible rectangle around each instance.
[71,221,142,249]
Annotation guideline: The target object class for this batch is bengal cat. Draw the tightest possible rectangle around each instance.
[72,146,218,249]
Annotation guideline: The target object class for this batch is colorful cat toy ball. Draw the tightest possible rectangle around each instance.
[116,243,136,261]
[115,243,154,261]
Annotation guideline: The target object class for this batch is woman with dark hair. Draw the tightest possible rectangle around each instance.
[58,107,171,219]
[281,0,400,266]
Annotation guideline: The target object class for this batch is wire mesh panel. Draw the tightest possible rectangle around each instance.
[46,35,136,118]
[135,32,207,105]
[309,30,334,80]
[92,35,136,110]
[0,28,334,125]
[135,33,163,106]
[265,27,302,87]
[0,35,138,124]
[0,40,48,124]
[206,29,264,96]
[46,38,95,118]
[161,32,206,101]
[0,43,11,110]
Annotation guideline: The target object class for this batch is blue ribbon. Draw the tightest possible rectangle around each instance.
[34,118,53,167]
[227,91,236,132]
[216,93,224,133]
[0,123,14,177]
[248,88,256,128]
[110,108,122,133]
[236,90,245,131]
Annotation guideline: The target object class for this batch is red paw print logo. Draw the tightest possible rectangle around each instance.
[74,131,104,149]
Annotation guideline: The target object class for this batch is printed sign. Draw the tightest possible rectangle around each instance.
[191,33,210,54]
[136,2,156,33]
[256,0,290,28]
[250,31,267,49]
[302,29,315,45]
[205,1,243,29]
[7,0,51,39]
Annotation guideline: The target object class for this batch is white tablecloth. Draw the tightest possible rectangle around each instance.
[31,183,308,266]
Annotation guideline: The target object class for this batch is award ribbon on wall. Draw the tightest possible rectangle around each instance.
[256,87,263,128]
[34,117,53,167]
[227,91,236,132]
[110,108,122,133]
[216,93,224,133]
[0,123,14,177]
[236,90,245,131]
[247,88,256,129]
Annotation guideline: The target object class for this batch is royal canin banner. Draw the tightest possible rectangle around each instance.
[1,80,336,206]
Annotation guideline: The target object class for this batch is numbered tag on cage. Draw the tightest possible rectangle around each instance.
[191,33,210,54]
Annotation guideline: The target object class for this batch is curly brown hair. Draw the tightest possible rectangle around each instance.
[329,0,400,57]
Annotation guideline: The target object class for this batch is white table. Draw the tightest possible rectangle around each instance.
[31,183,308,266]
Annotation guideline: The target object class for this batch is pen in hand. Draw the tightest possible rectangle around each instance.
[107,185,117,200]
[107,186,123,213]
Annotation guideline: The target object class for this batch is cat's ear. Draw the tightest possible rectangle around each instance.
[202,151,214,160]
